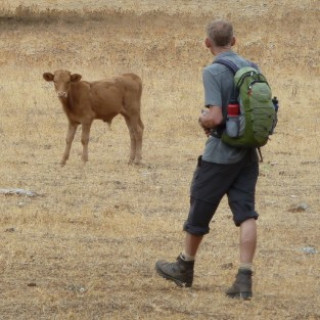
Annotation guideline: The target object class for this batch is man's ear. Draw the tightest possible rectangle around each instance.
[70,74,82,82]
[43,72,54,82]
[205,38,212,48]
[231,36,236,47]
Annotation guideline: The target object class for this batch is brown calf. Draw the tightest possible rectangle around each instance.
[43,70,144,166]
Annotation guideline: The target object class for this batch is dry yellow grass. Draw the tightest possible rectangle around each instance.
[0,1,319,319]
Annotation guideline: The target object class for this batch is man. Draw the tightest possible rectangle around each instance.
[155,19,259,300]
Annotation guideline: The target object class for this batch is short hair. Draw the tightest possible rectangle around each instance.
[206,20,234,47]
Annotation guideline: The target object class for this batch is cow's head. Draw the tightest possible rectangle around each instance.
[43,70,82,98]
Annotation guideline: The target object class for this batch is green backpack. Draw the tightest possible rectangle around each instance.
[214,59,278,148]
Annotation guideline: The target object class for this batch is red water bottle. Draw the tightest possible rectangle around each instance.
[227,103,240,116]
[226,103,240,137]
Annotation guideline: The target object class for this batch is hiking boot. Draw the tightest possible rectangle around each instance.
[155,255,194,287]
[226,269,253,300]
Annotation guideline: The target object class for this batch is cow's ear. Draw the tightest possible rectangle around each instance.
[70,74,82,82]
[43,72,54,82]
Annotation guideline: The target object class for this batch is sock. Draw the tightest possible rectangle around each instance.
[180,251,195,262]
[239,263,252,271]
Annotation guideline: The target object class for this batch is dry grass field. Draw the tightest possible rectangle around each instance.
[0,1,319,319]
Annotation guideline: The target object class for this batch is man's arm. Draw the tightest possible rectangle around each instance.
[199,105,223,135]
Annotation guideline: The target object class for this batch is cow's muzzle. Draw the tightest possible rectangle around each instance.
[57,91,68,98]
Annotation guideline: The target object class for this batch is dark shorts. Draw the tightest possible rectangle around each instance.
[183,152,259,235]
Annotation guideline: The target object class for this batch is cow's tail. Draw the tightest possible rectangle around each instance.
[138,77,143,101]
[131,73,142,100]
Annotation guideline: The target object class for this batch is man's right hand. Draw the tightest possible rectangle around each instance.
[198,106,223,132]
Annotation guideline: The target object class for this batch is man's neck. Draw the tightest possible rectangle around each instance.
[212,46,232,56]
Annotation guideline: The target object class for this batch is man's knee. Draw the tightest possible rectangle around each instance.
[229,194,258,227]
[234,213,259,227]
[183,221,210,236]
[183,197,218,236]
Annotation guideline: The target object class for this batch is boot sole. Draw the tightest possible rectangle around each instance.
[155,265,192,288]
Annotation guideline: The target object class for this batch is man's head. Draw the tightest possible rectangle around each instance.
[205,19,235,53]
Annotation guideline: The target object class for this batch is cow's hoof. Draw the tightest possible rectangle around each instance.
[81,156,88,163]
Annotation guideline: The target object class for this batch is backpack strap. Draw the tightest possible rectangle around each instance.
[209,59,240,138]
[214,58,239,75]
[214,58,258,74]
[213,58,259,102]
[214,59,239,103]
[257,147,264,163]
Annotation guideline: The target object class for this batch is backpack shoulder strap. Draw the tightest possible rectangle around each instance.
[214,58,259,73]
[214,59,240,103]
[214,58,239,75]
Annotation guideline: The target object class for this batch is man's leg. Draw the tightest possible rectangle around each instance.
[226,219,257,300]
[155,232,203,288]
[182,232,203,260]
[155,187,223,286]
[226,155,259,299]
[240,218,257,266]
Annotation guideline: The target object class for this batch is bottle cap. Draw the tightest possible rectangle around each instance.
[228,104,239,116]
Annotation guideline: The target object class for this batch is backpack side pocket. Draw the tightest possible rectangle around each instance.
[225,115,240,137]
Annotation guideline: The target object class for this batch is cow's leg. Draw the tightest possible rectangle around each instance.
[124,116,136,164]
[134,115,144,164]
[124,114,144,165]
[61,122,78,166]
[81,121,92,163]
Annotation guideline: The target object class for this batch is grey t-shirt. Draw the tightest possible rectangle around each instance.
[202,51,257,164]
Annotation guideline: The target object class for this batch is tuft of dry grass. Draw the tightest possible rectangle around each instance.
[0,1,319,319]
